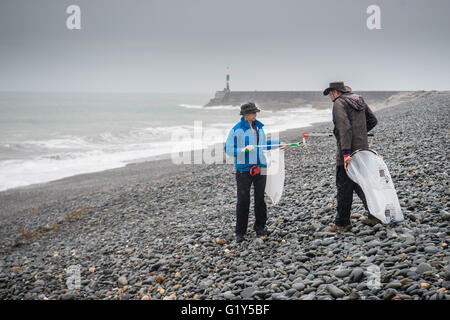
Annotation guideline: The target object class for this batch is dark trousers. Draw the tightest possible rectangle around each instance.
[235,170,267,236]
[336,165,375,226]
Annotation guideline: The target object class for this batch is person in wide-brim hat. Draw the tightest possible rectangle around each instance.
[239,102,261,115]
[323,81,380,232]
[224,101,281,243]
[323,81,352,96]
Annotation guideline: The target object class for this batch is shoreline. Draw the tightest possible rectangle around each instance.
[0,117,335,219]
[0,90,436,218]
[0,90,434,201]
[0,91,448,300]
[0,121,327,218]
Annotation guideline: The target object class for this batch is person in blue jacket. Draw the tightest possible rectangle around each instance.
[224,102,282,243]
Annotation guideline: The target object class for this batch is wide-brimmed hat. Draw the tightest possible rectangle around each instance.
[323,82,352,96]
[240,102,261,115]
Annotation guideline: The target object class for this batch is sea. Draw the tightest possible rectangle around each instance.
[0,92,332,192]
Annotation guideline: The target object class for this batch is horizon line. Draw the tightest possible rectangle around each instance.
[0,89,448,94]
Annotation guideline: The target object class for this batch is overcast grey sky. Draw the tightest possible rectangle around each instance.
[1,0,449,93]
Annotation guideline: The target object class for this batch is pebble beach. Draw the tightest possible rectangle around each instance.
[0,91,449,300]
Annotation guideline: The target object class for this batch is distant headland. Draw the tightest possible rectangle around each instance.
[204,69,430,110]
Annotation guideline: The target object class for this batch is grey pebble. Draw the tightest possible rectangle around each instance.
[334,269,351,278]
[383,289,397,300]
[327,284,345,299]
[292,282,305,291]
[416,263,433,274]
[349,268,364,283]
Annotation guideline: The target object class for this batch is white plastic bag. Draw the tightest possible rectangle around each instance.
[263,148,285,205]
[346,149,403,224]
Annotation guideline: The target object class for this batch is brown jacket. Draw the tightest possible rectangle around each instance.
[332,93,378,165]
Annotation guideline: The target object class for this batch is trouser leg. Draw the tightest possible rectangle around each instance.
[253,172,267,232]
[335,165,353,226]
[353,183,376,220]
[236,171,251,236]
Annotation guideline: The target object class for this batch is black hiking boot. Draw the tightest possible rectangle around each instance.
[361,218,379,227]
[328,224,352,232]
[255,229,269,237]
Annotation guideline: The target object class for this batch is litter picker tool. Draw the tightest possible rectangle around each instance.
[241,142,300,152]
[301,132,374,147]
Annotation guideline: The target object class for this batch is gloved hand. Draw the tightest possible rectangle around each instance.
[242,145,255,152]
[344,154,352,171]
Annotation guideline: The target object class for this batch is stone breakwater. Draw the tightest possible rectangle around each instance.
[0,92,449,300]
[204,90,416,110]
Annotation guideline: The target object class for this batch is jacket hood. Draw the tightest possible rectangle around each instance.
[340,93,368,111]
[240,117,264,129]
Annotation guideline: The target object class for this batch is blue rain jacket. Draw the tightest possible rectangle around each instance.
[224,117,280,172]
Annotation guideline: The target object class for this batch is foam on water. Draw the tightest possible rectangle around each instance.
[0,94,332,192]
